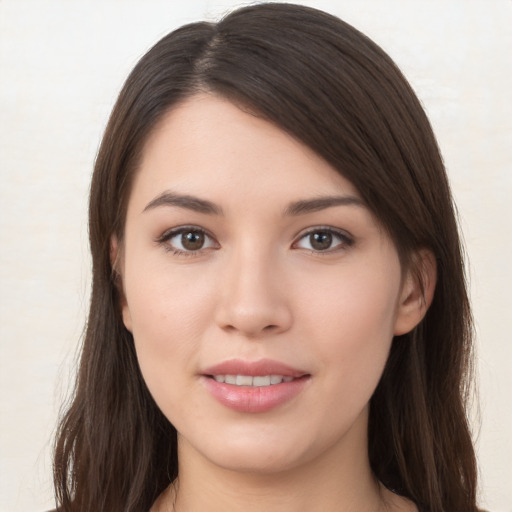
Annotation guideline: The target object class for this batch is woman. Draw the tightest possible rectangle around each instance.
[53,3,479,511]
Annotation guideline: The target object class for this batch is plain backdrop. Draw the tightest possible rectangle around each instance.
[1,1,511,511]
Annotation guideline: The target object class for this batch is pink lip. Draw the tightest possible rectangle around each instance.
[202,358,307,378]
[201,358,310,413]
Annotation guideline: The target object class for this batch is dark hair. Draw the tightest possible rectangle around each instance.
[53,3,478,511]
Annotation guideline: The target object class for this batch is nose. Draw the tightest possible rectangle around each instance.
[214,249,293,338]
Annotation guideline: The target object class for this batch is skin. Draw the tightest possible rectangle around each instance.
[117,94,434,512]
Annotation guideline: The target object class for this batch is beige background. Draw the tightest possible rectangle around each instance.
[0,1,511,511]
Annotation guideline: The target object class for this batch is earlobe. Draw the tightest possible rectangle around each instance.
[121,302,133,333]
[394,249,437,336]
[110,236,133,333]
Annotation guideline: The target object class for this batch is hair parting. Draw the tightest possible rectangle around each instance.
[53,4,478,511]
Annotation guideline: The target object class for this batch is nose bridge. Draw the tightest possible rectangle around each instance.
[215,241,292,337]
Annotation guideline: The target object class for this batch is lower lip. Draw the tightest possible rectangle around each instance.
[202,376,310,413]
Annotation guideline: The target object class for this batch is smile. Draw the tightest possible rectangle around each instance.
[211,375,295,386]
[201,359,310,413]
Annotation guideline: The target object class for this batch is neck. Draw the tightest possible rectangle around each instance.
[152,410,415,512]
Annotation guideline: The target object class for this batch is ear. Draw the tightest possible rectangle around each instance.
[110,236,132,332]
[394,249,437,336]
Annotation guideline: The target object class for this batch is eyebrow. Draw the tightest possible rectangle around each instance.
[143,191,223,215]
[143,190,364,216]
[283,195,365,216]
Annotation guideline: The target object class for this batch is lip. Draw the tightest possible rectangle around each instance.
[201,358,310,413]
[202,358,308,378]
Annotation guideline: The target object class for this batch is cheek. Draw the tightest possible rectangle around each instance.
[122,256,217,397]
[300,263,400,393]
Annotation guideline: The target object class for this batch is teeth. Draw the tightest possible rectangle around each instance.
[212,374,295,387]
[253,376,271,387]
[270,375,282,385]
[236,375,253,386]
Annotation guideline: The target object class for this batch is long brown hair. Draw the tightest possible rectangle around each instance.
[53,3,478,511]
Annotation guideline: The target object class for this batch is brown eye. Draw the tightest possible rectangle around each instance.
[309,232,333,250]
[294,227,353,253]
[181,230,205,250]
[160,227,218,254]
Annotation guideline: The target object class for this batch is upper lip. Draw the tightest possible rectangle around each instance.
[202,358,308,378]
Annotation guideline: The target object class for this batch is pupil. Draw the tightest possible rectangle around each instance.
[311,232,332,250]
[182,231,205,250]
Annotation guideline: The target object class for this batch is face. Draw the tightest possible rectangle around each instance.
[119,94,423,475]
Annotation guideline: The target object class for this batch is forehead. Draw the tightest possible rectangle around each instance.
[130,94,361,212]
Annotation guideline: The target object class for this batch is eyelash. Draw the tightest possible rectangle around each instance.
[292,226,354,255]
[156,226,218,257]
[156,225,354,257]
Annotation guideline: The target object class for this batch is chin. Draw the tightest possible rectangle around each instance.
[180,426,315,475]
[211,448,306,475]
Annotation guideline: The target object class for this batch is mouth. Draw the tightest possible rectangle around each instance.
[201,359,310,413]
[208,374,297,386]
